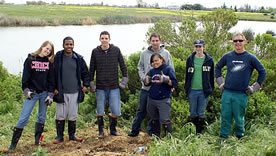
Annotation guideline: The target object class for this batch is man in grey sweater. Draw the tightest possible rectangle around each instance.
[128,33,174,137]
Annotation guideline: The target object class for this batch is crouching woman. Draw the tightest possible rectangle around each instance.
[144,53,177,137]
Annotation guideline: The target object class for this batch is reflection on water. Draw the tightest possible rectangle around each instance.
[0,21,275,75]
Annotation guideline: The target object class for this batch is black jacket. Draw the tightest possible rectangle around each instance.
[53,50,90,103]
[22,54,55,93]
[184,52,214,97]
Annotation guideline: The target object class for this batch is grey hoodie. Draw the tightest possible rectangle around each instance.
[138,45,174,90]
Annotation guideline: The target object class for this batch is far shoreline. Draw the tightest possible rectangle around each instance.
[1,4,276,27]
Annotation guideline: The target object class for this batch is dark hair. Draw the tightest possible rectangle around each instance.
[149,33,161,41]
[63,36,74,45]
[100,31,110,39]
[150,53,165,64]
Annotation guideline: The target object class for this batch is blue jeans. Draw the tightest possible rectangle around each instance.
[16,91,48,128]
[131,89,152,134]
[188,90,209,118]
[96,88,121,116]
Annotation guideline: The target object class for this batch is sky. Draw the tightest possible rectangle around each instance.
[4,0,276,8]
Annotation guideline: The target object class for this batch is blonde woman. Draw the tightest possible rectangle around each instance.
[5,41,55,152]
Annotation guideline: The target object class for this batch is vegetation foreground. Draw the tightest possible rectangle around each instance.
[0,4,276,26]
[0,9,276,156]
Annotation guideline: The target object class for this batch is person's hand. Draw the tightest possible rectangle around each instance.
[119,77,128,89]
[245,82,260,95]
[171,88,175,92]
[45,92,54,106]
[54,89,59,95]
[24,88,34,100]
[219,84,224,93]
[45,96,53,106]
[216,77,225,93]
[143,75,151,86]
[82,87,88,93]
[160,71,170,84]
[90,81,96,93]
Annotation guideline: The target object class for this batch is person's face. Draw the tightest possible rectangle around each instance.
[40,44,52,57]
[63,40,74,55]
[150,37,161,50]
[151,56,163,68]
[194,45,204,53]
[233,35,246,52]
[100,34,110,46]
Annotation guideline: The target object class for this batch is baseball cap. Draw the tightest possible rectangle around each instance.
[194,39,205,46]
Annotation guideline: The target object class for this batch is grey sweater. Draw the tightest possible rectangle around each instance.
[138,45,174,90]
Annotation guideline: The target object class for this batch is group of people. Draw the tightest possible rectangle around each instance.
[4,31,266,152]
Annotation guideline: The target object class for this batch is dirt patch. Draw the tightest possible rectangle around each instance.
[5,126,152,156]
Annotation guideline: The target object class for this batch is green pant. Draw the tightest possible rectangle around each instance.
[220,90,248,138]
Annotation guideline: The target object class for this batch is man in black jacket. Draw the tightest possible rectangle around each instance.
[90,31,128,138]
[53,36,90,144]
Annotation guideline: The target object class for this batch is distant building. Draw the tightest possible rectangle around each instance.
[167,5,180,10]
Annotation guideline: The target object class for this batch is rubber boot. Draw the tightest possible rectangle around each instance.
[163,122,172,137]
[109,115,117,136]
[197,117,205,134]
[68,120,83,142]
[97,116,104,139]
[53,120,65,144]
[34,122,46,146]
[151,120,160,138]
[189,117,198,133]
[4,127,23,152]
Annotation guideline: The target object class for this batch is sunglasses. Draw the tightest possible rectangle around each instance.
[195,45,202,48]
[233,39,244,43]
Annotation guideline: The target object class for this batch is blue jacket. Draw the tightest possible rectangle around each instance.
[53,50,90,103]
[184,52,214,97]
[148,64,177,100]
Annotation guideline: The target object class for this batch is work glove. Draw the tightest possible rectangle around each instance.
[143,75,152,86]
[246,82,260,95]
[24,88,34,100]
[45,92,54,106]
[216,77,225,93]
[90,81,96,93]
[160,71,170,84]
[119,77,128,89]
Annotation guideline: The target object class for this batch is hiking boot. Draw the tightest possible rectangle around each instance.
[128,131,139,137]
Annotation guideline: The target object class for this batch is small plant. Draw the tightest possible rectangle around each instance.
[32,146,48,156]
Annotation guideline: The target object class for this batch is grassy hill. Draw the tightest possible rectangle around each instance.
[0,4,276,26]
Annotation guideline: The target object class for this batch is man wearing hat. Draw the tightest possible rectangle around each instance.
[184,39,214,133]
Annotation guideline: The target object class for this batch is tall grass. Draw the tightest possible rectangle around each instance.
[0,15,48,26]
[148,118,276,156]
